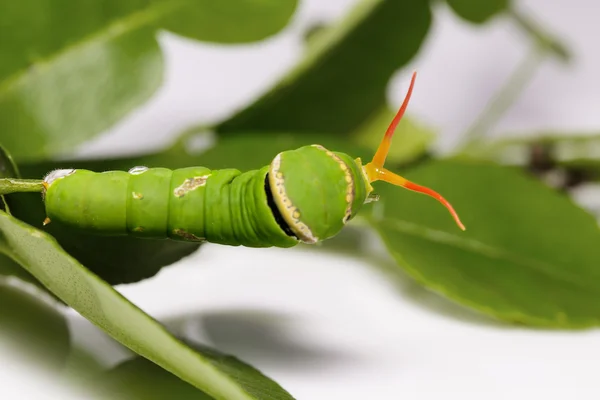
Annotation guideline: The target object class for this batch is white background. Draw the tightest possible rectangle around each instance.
[3,0,600,399]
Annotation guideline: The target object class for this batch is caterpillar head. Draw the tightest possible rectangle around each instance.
[268,71,465,244]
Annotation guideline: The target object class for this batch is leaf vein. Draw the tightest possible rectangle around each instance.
[375,218,597,289]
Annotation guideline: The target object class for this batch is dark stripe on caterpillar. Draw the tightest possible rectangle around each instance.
[264,174,297,240]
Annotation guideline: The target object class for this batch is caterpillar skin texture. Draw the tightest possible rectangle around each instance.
[42,145,373,248]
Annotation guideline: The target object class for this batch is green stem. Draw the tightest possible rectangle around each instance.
[456,45,546,154]
[0,179,44,195]
[508,7,570,62]
[454,5,571,156]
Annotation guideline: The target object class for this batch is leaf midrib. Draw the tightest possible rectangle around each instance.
[0,0,186,97]
[372,217,600,291]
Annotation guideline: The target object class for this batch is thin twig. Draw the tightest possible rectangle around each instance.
[455,4,570,155]
[0,179,45,195]
[456,46,547,154]
[509,7,570,62]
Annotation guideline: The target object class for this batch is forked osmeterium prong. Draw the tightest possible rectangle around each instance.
[371,71,417,168]
[364,71,466,231]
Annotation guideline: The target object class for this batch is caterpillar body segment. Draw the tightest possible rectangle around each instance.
[269,145,371,244]
[43,165,299,248]
[41,72,466,248]
[42,145,373,248]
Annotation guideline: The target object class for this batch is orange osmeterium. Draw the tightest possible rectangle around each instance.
[364,71,466,231]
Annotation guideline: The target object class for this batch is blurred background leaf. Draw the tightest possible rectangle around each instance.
[0,0,298,163]
[0,254,52,294]
[104,356,213,399]
[217,0,431,136]
[0,211,296,399]
[104,342,294,400]
[445,0,510,24]
[160,0,298,43]
[367,159,600,328]
[60,344,108,392]
[0,280,70,370]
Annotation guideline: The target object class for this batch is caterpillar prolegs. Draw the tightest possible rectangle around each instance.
[41,73,466,248]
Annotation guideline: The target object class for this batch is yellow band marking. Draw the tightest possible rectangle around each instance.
[311,145,354,224]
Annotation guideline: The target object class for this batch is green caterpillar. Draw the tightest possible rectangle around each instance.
[41,73,465,248]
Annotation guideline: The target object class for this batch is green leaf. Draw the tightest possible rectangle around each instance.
[446,0,509,24]
[104,343,294,400]
[366,159,600,328]
[217,0,431,136]
[105,356,213,399]
[60,345,106,389]
[0,211,295,399]
[0,280,70,369]
[161,0,299,43]
[0,0,298,163]
[0,18,163,163]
